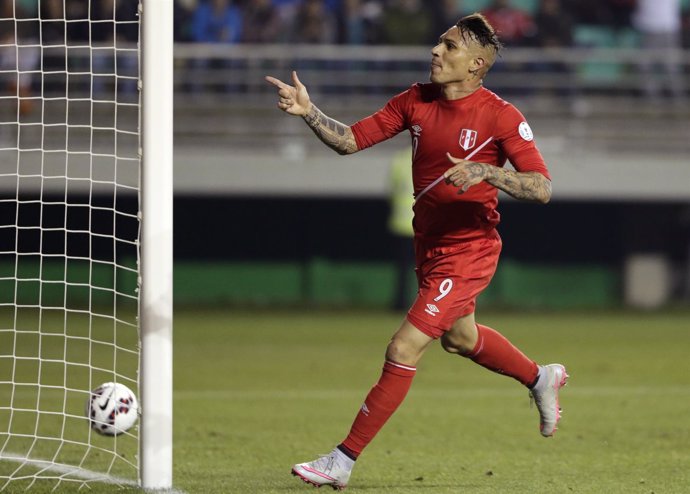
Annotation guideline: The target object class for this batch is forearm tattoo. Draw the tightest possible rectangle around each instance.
[302,105,358,155]
[483,166,552,203]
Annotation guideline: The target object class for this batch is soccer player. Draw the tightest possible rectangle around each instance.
[266,13,568,491]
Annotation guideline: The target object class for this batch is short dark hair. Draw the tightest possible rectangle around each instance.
[455,13,502,54]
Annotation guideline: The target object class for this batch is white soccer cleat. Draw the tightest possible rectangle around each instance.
[291,448,353,491]
[529,363,568,437]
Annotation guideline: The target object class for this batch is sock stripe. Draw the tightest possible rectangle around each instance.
[385,360,417,372]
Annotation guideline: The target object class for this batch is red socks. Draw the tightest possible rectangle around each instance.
[340,360,416,458]
[464,324,538,387]
[339,325,536,459]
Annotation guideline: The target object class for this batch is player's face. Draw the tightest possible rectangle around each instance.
[429,26,475,85]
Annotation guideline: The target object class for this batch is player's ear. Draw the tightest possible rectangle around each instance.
[469,56,486,76]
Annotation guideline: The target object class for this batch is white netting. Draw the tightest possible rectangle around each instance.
[0,1,141,490]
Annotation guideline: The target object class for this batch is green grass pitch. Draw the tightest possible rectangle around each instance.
[3,308,690,493]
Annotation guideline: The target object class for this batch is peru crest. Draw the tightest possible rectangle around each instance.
[459,129,477,151]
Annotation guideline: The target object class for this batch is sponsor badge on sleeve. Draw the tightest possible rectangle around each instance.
[518,121,533,141]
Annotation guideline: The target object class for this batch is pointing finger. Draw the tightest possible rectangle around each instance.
[265,75,290,90]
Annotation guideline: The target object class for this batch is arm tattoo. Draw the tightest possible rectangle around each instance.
[483,166,552,203]
[302,104,358,155]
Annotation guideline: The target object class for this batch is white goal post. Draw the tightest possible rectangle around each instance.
[0,0,173,490]
[140,0,174,489]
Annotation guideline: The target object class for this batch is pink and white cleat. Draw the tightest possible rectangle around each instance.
[529,364,569,437]
[292,448,353,490]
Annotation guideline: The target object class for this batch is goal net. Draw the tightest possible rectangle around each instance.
[0,1,152,489]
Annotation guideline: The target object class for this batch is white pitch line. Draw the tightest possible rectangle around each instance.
[0,452,137,485]
[0,453,188,494]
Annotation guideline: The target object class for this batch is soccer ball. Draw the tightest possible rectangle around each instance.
[86,382,139,436]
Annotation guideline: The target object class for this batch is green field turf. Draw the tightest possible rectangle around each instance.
[2,308,690,493]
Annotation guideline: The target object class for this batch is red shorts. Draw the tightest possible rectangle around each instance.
[406,230,502,339]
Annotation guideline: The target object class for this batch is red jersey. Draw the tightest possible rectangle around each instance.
[351,84,550,246]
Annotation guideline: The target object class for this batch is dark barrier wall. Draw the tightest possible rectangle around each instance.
[175,196,690,265]
[1,195,688,308]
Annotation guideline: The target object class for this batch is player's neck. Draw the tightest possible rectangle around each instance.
[440,81,483,100]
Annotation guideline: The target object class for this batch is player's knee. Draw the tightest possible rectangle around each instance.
[440,332,462,354]
[385,339,417,366]
[440,331,474,355]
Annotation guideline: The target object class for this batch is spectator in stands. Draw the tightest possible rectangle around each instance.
[242,0,283,43]
[569,0,634,29]
[533,0,576,98]
[534,0,574,48]
[272,0,304,32]
[191,0,243,92]
[0,2,39,116]
[381,0,433,45]
[482,0,537,47]
[40,0,65,45]
[91,0,139,97]
[431,0,463,39]
[192,0,243,44]
[291,0,337,44]
[64,0,90,42]
[175,0,196,42]
[38,0,66,83]
[482,0,536,95]
[632,0,685,102]
[606,0,636,31]
[339,0,385,45]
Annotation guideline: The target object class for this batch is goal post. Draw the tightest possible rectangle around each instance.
[140,0,174,489]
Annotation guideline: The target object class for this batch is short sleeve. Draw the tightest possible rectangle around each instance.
[495,105,550,180]
[351,89,410,150]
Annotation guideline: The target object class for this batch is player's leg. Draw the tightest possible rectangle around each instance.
[292,320,434,490]
[441,314,568,436]
[441,313,539,386]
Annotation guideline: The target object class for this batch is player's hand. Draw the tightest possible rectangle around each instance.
[444,152,488,193]
[264,71,311,116]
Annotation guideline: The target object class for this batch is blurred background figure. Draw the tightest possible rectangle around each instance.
[92,0,140,98]
[606,0,637,33]
[534,0,574,48]
[481,0,536,95]
[532,0,576,99]
[241,0,283,43]
[192,0,243,44]
[431,0,464,37]
[339,0,385,45]
[482,0,537,47]
[272,0,304,29]
[568,0,634,28]
[175,0,196,41]
[387,147,415,311]
[191,0,243,93]
[290,0,337,44]
[381,0,433,45]
[39,0,65,45]
[0,2,39,117]
[632,0,685,102]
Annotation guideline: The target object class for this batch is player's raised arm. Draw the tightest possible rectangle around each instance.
[444,154,552,204]
[265,71,358,155]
